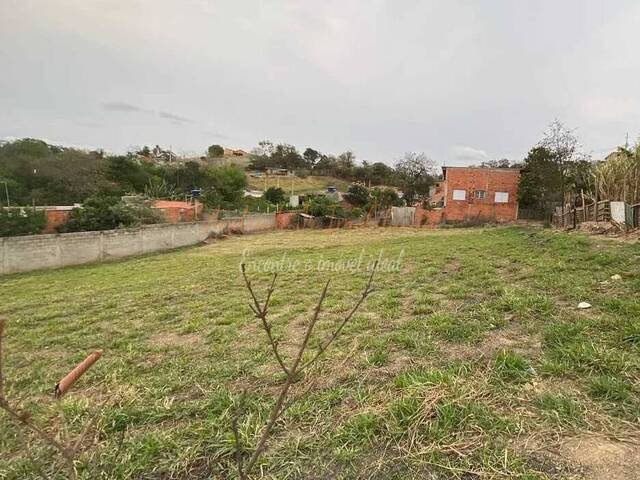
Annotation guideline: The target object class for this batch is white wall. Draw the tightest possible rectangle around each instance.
[1,214,277,275]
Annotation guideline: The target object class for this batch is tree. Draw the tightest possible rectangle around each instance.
[369,187,402,211]
[518,147,561,215]
[303,148,321,169]
[344,183,370,207]
[537,120,580,213]
[394,152,437,205]
[271,144,305,171]
[207,144,224,158]
[59,195,163,233]
[201,165,247,209]
[479,158,521,169]
[263,187,285,205]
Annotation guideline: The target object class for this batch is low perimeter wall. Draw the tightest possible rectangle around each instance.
[1,214,278,275]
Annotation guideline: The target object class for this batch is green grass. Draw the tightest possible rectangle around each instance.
[246,175,351,194]
[1,226,639,478]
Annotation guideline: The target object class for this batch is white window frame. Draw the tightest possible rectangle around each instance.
[474,190,487,200]
[495,192,509,203]
[452,189,466,201]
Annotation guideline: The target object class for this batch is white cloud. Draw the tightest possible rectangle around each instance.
[449,146,490,164]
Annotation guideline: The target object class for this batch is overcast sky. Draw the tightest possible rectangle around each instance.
[1,0,639,165]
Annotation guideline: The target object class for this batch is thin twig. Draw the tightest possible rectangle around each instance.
[241,267,289,375]
[0,398,77,478]
[231,389,247,480]
[300,264,376,371]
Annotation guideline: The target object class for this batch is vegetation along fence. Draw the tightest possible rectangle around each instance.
[552,200,640,229]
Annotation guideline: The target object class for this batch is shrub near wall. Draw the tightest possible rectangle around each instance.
[0,208,46,237]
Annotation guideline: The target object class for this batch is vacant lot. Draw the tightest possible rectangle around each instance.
[246,175,350,194]
[1,227,639,479]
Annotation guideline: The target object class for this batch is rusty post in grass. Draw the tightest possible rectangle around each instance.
[55,350,102,398]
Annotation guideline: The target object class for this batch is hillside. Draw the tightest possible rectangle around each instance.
[246,175,351,194]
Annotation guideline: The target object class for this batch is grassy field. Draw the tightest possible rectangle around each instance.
[1,227,639,479]
[246,175,350,194]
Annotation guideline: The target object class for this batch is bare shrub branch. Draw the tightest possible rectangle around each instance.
[234,264,377,479]
[0,317,105,479]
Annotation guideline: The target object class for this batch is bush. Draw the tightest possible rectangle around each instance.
[344,184,370,207]
[207,144,224,158]
[59,195,163,233]
[263,187,285,205]
[0,208,46,237]
[307,196,339,217]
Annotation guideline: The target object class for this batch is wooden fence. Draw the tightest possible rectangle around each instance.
[552,200,640,229]
[552,200,610,229]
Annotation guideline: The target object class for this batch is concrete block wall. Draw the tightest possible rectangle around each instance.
[1,213,278,275]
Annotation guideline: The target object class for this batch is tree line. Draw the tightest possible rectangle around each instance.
[516,120,639,217]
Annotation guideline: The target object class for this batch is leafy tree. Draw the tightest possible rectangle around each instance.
[105,156,159,194]
[263,187,285,205]
[59,195,163,233]
[201,165,247,209]
[344,183,370,207]
[208,144,224,158]
[518,147,561,214]
[369,187,402,210]
[537,120,580,212]
[162,161,203,193]
[272,144,305,171]
[303,148,321,169]
[0,138,107,205]
[394,152,436,204]
[307,196,340,217]
[479,158,521,169]
[0,208,46,237]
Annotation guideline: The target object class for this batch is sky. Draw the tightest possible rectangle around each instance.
[1,0,639,166]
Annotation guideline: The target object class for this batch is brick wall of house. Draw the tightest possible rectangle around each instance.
[42,209,72,233]
[153,201,203,224]
[443,168,520,223]
[414,207,444,227]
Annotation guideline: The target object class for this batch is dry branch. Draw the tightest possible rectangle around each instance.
[233,264,377,479]
[0,317,105,479]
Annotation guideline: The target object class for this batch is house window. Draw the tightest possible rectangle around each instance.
[452,189,466,201]
[474,190,487,199]
[495,192,509,203]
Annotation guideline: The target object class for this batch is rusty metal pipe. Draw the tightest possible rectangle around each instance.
[54,350,102,398]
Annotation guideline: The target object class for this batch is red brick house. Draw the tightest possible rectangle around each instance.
[442,166,521,223]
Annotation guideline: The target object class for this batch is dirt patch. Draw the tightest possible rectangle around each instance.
[559,435,640,480]
[438,329,541,362]
[148,332,202,348]
[441,259,462,274]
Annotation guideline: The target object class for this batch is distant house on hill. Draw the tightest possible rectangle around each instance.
[223,148,248,157]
